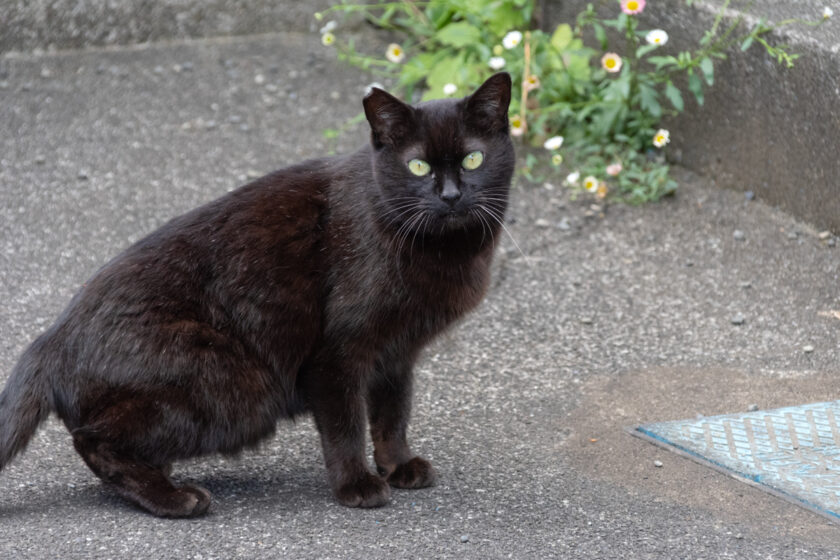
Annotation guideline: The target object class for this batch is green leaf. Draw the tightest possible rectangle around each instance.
[593,23,608,50]
[664,81,684,112]
[636,44,659,59]
[687,71,704,106]
[487,2,527,36]
[435,21,481,47]
[647,55,678,70]
[426,54,463,90]
[638,83,661,119]
[591,103,623,138]
[699,57,714,85]
[550,24,574,51]
[740,36,755,51]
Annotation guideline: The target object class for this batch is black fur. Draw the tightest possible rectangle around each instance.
[0,73,514,517]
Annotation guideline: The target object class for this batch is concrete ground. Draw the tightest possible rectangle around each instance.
[1,30,839,559]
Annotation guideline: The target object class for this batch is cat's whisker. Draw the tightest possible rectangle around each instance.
[469,209,486,247]
[482,205,525,259]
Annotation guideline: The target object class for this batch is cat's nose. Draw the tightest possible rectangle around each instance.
[440,180,462,206]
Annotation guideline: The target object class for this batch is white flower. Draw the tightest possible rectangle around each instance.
[565,171,580,186]
[824,7,834,19]
[319,20,337,35]
[543,136,564,150]
[583,175,599,192]
[606,162,623,176]
[510,114,525,136]
[385,43,405,64]
[321,32,335,47]
[443,83,457,96]
[601,52,622,73]
[488,56,506,70]
[646,29,669,46]
[653,128,671,148]
[502,31,523,50]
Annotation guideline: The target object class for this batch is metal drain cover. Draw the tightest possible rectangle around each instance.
[631,400,840,522]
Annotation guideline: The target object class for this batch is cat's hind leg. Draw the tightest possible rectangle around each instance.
[72,435,210,518]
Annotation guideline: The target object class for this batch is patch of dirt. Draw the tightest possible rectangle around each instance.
[562,366,840,543]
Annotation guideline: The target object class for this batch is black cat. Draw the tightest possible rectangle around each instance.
[0,73,514,517]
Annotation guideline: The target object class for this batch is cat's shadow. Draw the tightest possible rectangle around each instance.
[0,467,332,519]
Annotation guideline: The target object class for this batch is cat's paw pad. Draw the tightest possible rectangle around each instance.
[335,472,391,508]
[387,457,437,489]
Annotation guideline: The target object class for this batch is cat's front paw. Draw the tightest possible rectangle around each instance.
[386,456,437,489]
[335,472,391,508]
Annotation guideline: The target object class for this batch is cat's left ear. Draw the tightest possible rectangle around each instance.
[363,87,415,149]
[465,72,512,133]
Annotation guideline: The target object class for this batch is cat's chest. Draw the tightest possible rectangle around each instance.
[327,248,492,347]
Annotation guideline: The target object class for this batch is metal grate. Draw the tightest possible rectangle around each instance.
[631,401,840,523]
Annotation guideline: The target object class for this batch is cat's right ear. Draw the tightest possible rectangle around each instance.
[363,87,414,149]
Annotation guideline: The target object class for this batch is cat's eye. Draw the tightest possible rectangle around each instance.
[407,158,431,176]
[462,151,484,170]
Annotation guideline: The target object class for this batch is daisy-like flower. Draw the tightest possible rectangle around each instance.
[488,56,506,70]
[824,7,834,19]
[319,20,337,35]
[321,32,335,47]
[583,175,599,192]
[510,114,525,136]
[606,162,623,176]
[524,74,540,92]
[552,154,563,166]
[596,182,608,199]
[502,31,523,49]
[543,136,564,150]
[646,29,669,46]
[621,0,646,15]
[565,171,581,186]
[385,43,405,64]
[443,83,457,96]
[601,52,622,73]
[653,128,671,148]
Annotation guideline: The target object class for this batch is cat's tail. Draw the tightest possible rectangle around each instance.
[0,341,52,471]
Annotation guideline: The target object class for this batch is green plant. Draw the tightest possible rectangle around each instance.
[316,0,830,203]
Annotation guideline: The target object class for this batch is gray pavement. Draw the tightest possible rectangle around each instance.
[1,30,839,559]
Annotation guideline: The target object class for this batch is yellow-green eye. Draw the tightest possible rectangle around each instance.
[407,158,431,176]
[462,151,484,170]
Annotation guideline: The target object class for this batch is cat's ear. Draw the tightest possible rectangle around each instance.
[363,87,415,148]
[465,72,512,133]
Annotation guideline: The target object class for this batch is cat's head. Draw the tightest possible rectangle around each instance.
[362,73,515,244]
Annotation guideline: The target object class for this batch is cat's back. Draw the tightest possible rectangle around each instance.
[40,159,334,384]
[85,158,332,306]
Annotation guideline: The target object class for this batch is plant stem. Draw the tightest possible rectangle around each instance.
[520,31,532,136]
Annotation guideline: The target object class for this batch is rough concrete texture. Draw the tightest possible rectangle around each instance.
[0,0,333,54]
[549,0,840,233]
[2,28,840,558]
